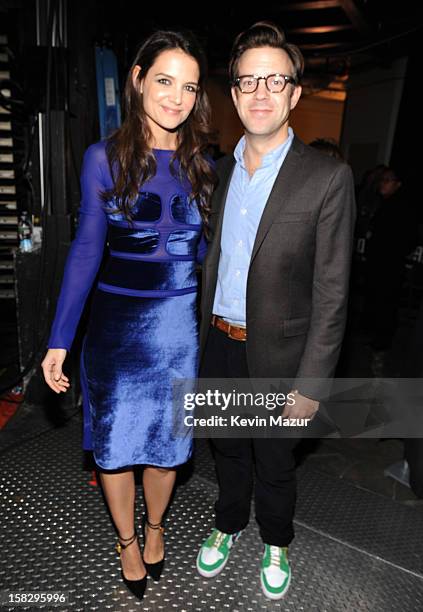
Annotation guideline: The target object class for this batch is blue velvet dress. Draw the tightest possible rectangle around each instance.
[47,141,206,470]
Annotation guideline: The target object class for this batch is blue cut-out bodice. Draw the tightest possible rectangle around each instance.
[47,141,206,350]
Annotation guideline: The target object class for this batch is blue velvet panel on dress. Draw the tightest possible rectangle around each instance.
[81,290,197,468]
[47,141,206,470]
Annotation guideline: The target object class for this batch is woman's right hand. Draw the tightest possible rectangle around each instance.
[41,348,70,394]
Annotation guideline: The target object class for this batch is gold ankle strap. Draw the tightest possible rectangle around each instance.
[116,531,137,554]
[146,518,164,534]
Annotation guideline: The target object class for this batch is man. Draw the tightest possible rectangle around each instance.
[196,22,356,600]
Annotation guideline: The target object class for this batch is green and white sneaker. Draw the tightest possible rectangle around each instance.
[260,545,291,600]
[196,528,242,578]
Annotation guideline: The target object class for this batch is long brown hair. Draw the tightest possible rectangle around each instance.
[103,30,216,230]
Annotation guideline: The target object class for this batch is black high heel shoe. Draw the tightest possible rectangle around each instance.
[142,515,165,581]
[115,531,147,600]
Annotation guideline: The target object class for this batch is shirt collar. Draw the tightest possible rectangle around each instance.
[233,127,294,171]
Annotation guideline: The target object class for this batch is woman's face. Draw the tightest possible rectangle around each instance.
[133,48,200,144]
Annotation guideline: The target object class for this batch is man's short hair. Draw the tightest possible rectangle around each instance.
[229,21,304,85]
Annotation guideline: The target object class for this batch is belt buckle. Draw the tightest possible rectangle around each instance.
[227,324,245,341]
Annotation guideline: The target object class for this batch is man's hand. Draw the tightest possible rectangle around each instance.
[282,389,319,420]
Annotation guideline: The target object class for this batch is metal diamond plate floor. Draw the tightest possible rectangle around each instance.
[1,415,423,611]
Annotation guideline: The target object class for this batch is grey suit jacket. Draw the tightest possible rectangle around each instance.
[200,135,356,400]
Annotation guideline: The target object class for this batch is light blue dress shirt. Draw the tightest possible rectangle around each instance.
[212,128,294,325]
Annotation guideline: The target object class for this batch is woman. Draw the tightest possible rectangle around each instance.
[41,29,215,601]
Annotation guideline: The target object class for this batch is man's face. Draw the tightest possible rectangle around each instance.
[379,173,401,198]
[231,46,302,139]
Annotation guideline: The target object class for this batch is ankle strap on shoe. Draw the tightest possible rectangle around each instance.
[146,518,164,534]
[116,531,137,554]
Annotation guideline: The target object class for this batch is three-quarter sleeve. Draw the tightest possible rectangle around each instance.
[47,142,109,351]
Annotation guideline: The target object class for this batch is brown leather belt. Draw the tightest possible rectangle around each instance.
[211,315,247,341]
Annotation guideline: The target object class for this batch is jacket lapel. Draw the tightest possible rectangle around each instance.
[250,136,305,264]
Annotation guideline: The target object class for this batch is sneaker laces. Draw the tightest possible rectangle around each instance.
[269,545,287,567]
[210,529,227,549]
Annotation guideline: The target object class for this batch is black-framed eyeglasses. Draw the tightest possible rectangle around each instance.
[233,74,297,94]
